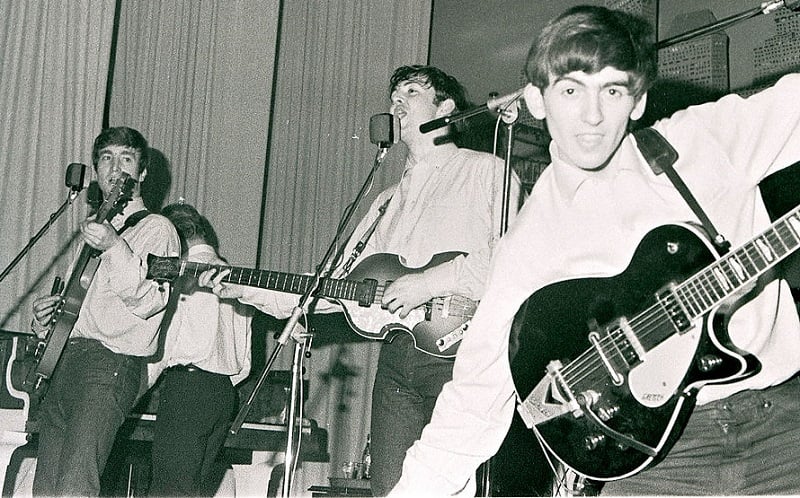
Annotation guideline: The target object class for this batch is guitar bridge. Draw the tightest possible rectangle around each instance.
[517,360,581,428]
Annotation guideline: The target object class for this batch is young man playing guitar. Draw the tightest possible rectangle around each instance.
[200,65,522,496]
[390,6,800,496]
[30,127,180,496]
[147,202,253,496]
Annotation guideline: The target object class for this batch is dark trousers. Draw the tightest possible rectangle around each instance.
[602,375,800,495]
[148,366,236,496]
[33,338,143,497]
[370,334,455,497]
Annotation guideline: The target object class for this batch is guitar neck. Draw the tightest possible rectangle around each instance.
[177,261,377,304]
[627,207,800,356]
[675,207,800,322]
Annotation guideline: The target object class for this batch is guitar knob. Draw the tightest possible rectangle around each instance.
[698,354,723,372]
[597,404,619,422]
[583,433,605,451]
[576,390,600,409]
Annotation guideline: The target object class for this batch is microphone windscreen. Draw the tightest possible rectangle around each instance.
[86,181,102,209]
[369,113,400,147]
[65,163,87,191]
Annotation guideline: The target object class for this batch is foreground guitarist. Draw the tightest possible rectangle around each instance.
[391,6,800,497]
[30,127,180,496]
[201,65,521,496]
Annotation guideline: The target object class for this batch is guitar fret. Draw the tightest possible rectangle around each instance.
[675,215,800,321]
[342,281,356,301]
[695,271,719,305]
[334,279,345,299]
[766,226,789,257]
[788,214,800,242]
[675,283,701,316]
[738,243,760,277]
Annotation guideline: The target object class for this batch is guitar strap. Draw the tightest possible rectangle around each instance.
[117,209,151,236]
[633,127,731,254]
[340,195,393,275]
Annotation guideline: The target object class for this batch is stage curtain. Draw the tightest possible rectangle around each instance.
[0,0,116,333]
[107,0,277,267]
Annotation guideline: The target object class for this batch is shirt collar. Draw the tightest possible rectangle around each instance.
[121,196,146,217]
[550,133,639,200]
[404,142,460,174]
[187,244,216,258]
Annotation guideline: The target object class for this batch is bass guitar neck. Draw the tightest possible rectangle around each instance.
[147,251,478,358]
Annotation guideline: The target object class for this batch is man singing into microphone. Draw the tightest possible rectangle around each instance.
[200,65,522,495]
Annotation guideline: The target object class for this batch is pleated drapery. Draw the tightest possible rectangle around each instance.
[0,0,116,333]
[1,0,433,492]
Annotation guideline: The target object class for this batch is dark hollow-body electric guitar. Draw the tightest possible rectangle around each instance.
[146,251,477,358]
[25,175,136,393]
[511,209,800,481]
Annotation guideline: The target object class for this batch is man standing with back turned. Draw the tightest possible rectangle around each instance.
[391,6,800,496]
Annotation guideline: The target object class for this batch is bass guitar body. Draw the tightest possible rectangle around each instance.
[340,251,475,357]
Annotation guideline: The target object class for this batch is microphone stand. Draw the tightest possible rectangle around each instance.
[475,100,519,497]
[228,146,391,497]
[656,0,797,49]
[0,189,82,284]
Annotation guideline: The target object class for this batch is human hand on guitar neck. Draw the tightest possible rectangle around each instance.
[198,267,435,319]
[198,268,244,300]
[80,219,122,252]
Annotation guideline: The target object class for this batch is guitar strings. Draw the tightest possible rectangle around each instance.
[556,227,789,390]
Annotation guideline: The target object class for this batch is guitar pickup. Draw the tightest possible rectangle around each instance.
[355,279,378,307]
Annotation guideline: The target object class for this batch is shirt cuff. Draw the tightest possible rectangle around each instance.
[420,259,459,298]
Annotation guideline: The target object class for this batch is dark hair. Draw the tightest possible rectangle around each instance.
[161,202,219,254]
[525,6,657,98]
[390,65,471,112]
[91,126,150,174]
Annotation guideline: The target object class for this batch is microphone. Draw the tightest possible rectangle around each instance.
[65,163,87,191]
[419,88,525,133]
[369,113,400,149]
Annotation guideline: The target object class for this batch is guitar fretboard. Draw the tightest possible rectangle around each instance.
[177,261,378,305]
[569,208,800,380]
[671,207,800,321]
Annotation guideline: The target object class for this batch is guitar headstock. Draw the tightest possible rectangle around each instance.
[96,173,136,222]
[146,254,181,283]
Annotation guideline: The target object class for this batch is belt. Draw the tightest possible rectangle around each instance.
[166,363,210,374]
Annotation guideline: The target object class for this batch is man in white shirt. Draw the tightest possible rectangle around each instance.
[31,127,180,496]
[147,202,253,496]
[201,65,521,496]
[391,5,800,496]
